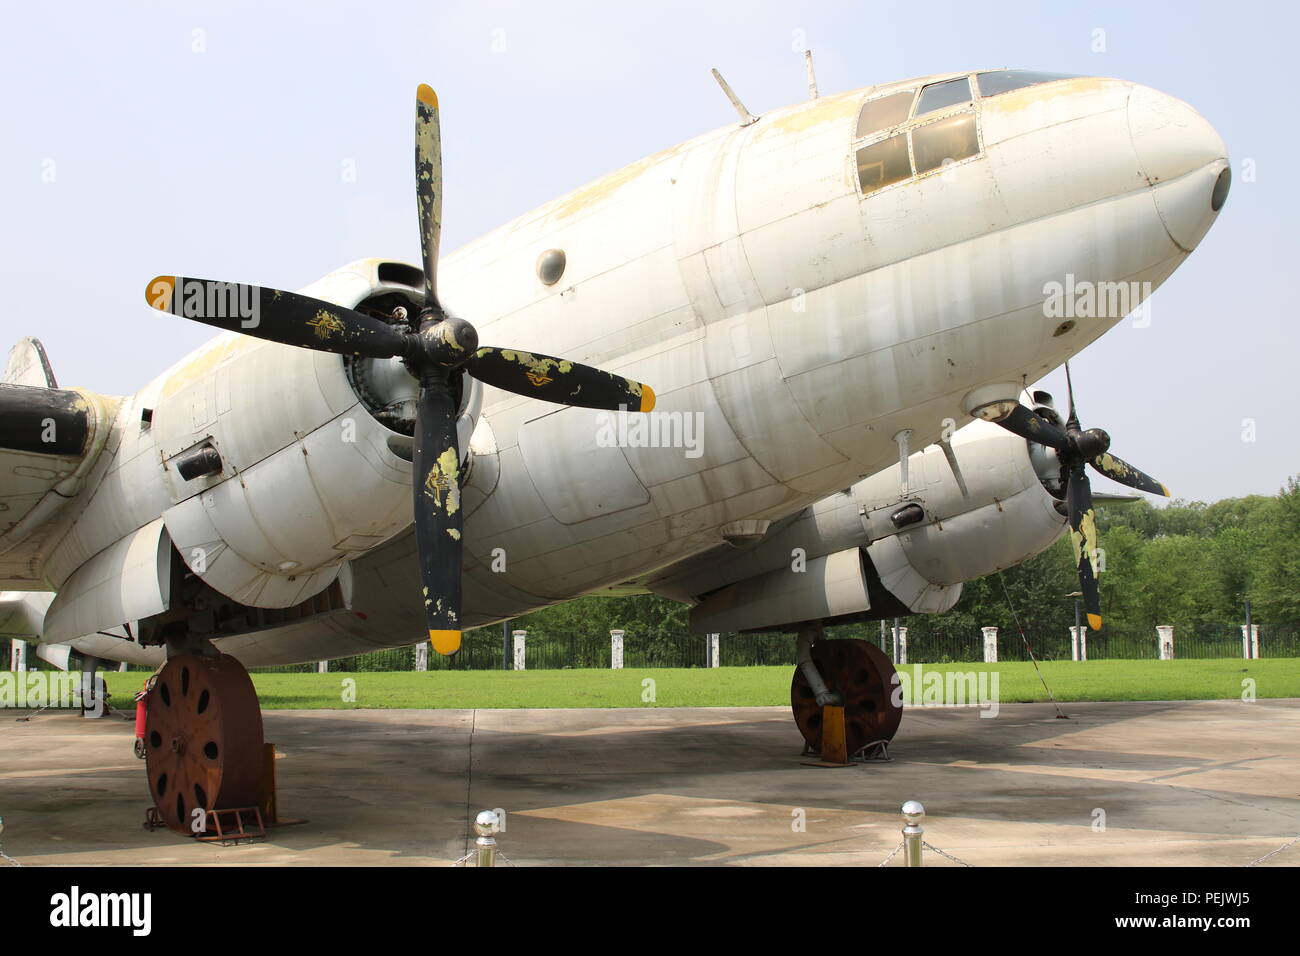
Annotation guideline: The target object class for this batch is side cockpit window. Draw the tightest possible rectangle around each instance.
[914,77,972,117]
[912,113,979,173]
[856,134,912,193]
[855,75,982,197]
[976,70,1078,97]
[855,89,915,139]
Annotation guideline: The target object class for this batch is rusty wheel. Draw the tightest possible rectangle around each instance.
[791,638,902,757]
[144,654,263,833]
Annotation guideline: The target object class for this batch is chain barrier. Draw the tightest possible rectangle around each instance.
[1245,836,1297,867]
[922,840,973,866]
[872,801,976,866]
[452,849,516,867]
[450,809,516,866]
[876,841,905,867]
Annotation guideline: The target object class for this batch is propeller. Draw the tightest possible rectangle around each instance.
[145,84,655,656]
[990,364,1169,630]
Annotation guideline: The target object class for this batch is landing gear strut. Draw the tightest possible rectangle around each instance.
[142,653,264,833]
[791,632,902,759]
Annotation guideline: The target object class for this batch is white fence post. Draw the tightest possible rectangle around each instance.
[896,626,908,666]
[610,629,624,669]
[1070,626,1088,661]
[1157,625,1175,660]
[414,642,429,671]
[512,630,527,670]
[316,661,328,674]
[10,639,26,672]
[981,627,998,663]
[708,633,720,668]
[1242,623,1260,659]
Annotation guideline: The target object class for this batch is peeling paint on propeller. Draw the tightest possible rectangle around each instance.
[989,363,1170,630]
[145,85,656,655]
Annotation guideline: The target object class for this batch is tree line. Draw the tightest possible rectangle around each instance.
[506,476,1300,647]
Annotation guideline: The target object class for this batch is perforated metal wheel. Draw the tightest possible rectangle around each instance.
[143,654,263,833]
[791,638,902,756]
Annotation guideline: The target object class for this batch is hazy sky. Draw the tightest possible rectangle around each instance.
[1,1,1293,503]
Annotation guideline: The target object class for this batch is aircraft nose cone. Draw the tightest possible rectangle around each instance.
[1128,84,1229,251]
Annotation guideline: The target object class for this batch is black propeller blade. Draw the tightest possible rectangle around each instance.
[1090,452,1169,497]
[987,363,1169,630]
[1065,460,1102,631]
[412,384,463,653]
[415,84,443,306]
[991,403,1068,452]
[145,278,411,358]
[466,348,654,412]
[145,84,656,656]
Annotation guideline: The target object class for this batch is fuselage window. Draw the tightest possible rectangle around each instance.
[975,70,1079,98]
[856,134,912,194]
[855,90,915,139]
[912,113,979,174]
[914,77,972,117]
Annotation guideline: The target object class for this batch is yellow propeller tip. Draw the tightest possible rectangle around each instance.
[1160,484,1171,497]
[639,384,656,413]
[145,276,176,311]
[429,629,461,655]
[1087,613,1102,631]
[417,84,438,107]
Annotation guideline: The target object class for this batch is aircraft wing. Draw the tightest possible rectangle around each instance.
[0,338,118,589]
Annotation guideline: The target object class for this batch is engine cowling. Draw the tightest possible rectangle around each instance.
[151,259,481,608]
[684,418,1067,633]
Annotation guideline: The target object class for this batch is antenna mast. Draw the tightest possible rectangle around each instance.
[711,68,758,126]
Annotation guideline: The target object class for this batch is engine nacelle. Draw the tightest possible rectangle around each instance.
[147,259,480,608]
[851,419,1067,596]
[684,419,1066,633]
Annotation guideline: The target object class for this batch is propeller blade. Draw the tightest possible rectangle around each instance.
[145,276,409,359]
[1066,463,1102,631]
[412,383,463,655]
[1064,361,1082,432]
[1090,452,1170,497]
[415,84,443,306]
[991,403,1069,451]
[466,348,656,412]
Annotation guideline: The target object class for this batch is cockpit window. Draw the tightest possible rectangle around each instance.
[856,134,911,193]
[912,113,979,173]
[855,90,915,139]
[914,77,972,117]
[975,70,1079,97]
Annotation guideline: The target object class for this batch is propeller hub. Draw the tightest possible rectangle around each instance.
[1073,427,1111,461]
[411,316,479,370]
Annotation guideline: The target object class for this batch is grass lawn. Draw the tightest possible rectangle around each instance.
[100,658,1300,710]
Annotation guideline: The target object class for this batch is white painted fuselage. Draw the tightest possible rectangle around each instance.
[16,70,1228,664]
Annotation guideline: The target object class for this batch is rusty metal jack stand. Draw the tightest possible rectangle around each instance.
[801,705,857,768]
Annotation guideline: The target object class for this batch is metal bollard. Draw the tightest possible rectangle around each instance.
[902,800,925,867]
[474,810,501,867]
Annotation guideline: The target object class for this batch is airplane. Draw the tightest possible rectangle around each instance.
[0,67,1227,831]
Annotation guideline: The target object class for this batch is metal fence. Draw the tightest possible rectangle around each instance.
[246,623,1298,673]
[887,627,1300,663]
[5,626,1297,675]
